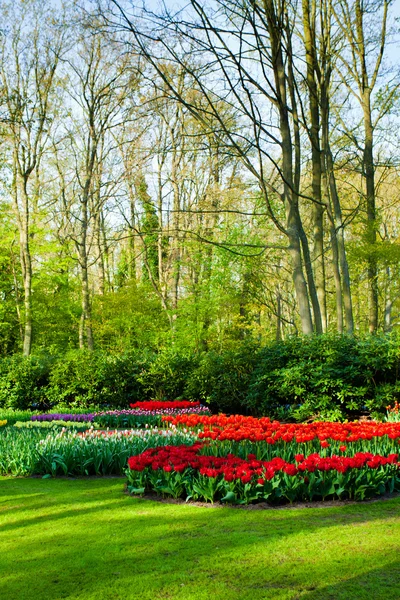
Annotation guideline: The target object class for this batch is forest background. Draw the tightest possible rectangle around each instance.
[0,0,400,420]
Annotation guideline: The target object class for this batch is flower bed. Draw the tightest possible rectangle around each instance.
[35,427,199,477]
[32,412,94,422]
[130,400,201,410]
[31,404,211,428]
[163,414,400,441]
[0,424,198,477]
[5,407,400,505]
[126,443,400,504]
[123,414,400,504]
[160,415,400,466]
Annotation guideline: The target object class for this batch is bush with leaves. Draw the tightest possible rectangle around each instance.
[246,334,400,421]
[184,343,258,413]
[1,334,400,419]
[46,350,150,408]
[137,349,199,401]
[0,354,54,410]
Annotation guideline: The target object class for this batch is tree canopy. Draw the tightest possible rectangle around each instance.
[0,0,399,355]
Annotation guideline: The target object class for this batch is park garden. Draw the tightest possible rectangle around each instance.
[2,392,400,502]
[2,335,400,598]
[2,357,400,598]
[2,0,400,596]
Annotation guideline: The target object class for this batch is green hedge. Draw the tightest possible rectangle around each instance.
[184,345,257,414]
[46,350,150,408]
[0,334,400,420]
[0,354,54,410]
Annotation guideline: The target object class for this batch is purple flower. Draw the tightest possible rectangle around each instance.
[30,405,210,423]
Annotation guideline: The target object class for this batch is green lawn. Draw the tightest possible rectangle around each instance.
[1,477,400,599]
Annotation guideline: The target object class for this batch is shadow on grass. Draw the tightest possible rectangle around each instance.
[300,560,400,600]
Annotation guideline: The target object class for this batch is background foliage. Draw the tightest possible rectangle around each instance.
[1,334,399,420]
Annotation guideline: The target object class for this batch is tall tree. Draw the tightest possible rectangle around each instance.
[101,0,324,334]
[300,0,354,333]
[331,0,394,332]
[0,0,65,354]
[54,31,135,349]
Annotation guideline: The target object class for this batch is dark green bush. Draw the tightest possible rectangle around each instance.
[0,334,399,419]
[184,344,258,413]
[47,350,151,408]
[0,354,53,410]
[246,334,400,420]
[137,349,199,400]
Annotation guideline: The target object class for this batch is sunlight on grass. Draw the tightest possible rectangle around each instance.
[1,476,400,599]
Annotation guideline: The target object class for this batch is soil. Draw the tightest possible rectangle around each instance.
[124,488,400,510]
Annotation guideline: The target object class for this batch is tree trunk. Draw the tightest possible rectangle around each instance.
[325,143,354,334]
[79,257,94,351]
[265,0,315,334]
[20,185,33,355]
[330,222,343,333]
[302,0,327,332]
[287,210,314,335]
[276,285,283,341]
[362,93,378,333]
[10,243,24,343]
[21,238,33,355]
[171,152,181,312]
[384,267,392,332]
[78,199,94,351]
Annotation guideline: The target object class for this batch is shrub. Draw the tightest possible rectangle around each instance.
[136,349,199,400]
[246,334,400,421]
[0,354,53,410]
[0,333,399,418]
[46,350,150,408]
[184,344,258,413]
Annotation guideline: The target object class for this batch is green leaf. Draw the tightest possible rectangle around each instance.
[128,486,145,495]
[221,491,237,503]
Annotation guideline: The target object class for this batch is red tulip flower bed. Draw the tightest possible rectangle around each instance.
[130,401,201,411]
[162,414,400,444]
[162,414,400,460]
[126,442,400,504]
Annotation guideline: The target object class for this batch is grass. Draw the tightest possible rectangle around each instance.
[1,477,400,600]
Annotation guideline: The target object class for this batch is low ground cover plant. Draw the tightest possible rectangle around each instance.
[14,420,93,430]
